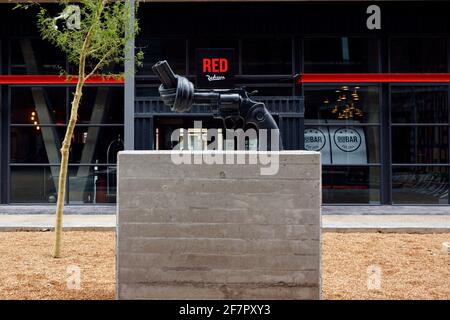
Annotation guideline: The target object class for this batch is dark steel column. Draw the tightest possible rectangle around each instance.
[294,36,304,150]
[124,0,135,150]
[380,36,391,205]
[447,38,450,204]
[1,39,8,203]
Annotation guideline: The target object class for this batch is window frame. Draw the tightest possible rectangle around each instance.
[7,83,124,205]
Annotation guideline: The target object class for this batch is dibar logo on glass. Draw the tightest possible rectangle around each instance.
[305,128,327,152]
[334,128,362,152]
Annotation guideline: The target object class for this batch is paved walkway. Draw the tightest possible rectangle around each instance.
[0,215,115,231]
[1,205,449,215]
[323,215,450,233]
[0,214,449,233]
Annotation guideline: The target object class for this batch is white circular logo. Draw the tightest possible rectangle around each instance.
[304,128,326,151]
[334,128,361,152]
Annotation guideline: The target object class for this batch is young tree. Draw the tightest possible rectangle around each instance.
[16,0,141,258]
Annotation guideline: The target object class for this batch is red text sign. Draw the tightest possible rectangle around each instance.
[202,58,229,73]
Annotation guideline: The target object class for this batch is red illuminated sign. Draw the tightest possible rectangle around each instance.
[202,58,229,73]
[196,48,234,88]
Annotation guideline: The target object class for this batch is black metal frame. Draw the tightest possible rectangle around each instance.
[2,2,450,205]
[388,83,450,205]
[2,33,125,204]
[7,83,124,205]
[133,9,450,205]
[1,39,8,204]
[303,82,383,205]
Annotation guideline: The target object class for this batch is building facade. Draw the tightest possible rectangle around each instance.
[1,1,450,207]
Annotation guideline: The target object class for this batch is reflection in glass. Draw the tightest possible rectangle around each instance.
[68,166,118,204]
[242,86,293,97]
[390,38,447,73]
[305,126,380,164]
[69,126,124,164]
[10,126,64,164]
[10,39,66,75]
[305,85,380,123]
[304,37,378,73]
[391,86,448,123]
[189,38,239,75]
[11,87,66,124]
[242,38,292,74]
[77,87,124,124]
[137,38,186,75]
[10,166,59,203]
[135,86,160,97]
[11,126,124,165]
[169,129,257,151]
[392,167,449,204]
[392,127,448,164]
[322,166,380,204]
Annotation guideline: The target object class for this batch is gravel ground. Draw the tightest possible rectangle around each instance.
[0,231,115,300]
[0,231,448,300]
[322,233,450,300]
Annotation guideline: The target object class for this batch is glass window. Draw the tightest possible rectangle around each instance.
[69,126,124,164]
[10,166,60,203]
[137,38,186,75]
[9,85,124,203]
[392,127,448,164]
[390,38,447,73]
[322,166,380,204]
[188,38,238,75]
[11,87,66,124]
[242,86,293,97]
[304,37,378,73]
[391,86,448,123]
[390,85,449,204]
[392,166,448,204]
[10,39,66,75]
[10,127,64,164]
[305,126,380,164]
[305,85,380,123]
[76,87,124,124]
[242,37,292,75]
[68,166,117,204]
[135,86,159,97]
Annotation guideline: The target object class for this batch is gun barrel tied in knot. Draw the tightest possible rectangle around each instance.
[152,60,283,151]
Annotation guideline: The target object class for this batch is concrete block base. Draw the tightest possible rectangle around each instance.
[117,151,321,300]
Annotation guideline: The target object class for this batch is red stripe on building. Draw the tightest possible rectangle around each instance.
[297,73,450,83]
[4,73,450,85]
[0,75,124,85]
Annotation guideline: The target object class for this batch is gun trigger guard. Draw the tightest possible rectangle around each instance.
[223,115,245,129]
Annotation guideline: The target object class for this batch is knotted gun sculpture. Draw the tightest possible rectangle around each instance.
[152,60,282,150]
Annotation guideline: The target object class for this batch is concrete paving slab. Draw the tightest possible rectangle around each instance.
[0,214,116,231]
[0,205,116,215]
[1,205,449,216]
[0,214,449,233]
[323,215,450,233]
[323,205,450,215]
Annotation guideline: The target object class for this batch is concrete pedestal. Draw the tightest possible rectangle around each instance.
[117,151,321,299]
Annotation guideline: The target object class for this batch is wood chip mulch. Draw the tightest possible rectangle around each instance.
[0,231,449,300]
[0,231,115,300]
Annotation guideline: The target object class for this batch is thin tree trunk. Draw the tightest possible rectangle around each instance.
[51,0,105,258]
[52,79,84,258]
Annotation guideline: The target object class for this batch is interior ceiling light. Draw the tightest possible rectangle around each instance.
[322,86,364,120]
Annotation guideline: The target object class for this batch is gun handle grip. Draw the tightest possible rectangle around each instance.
[247,104,283,151]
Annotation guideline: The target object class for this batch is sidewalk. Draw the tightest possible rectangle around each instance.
[0,215,115,231]
[0,214,449,233]
[323,215,450,233]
